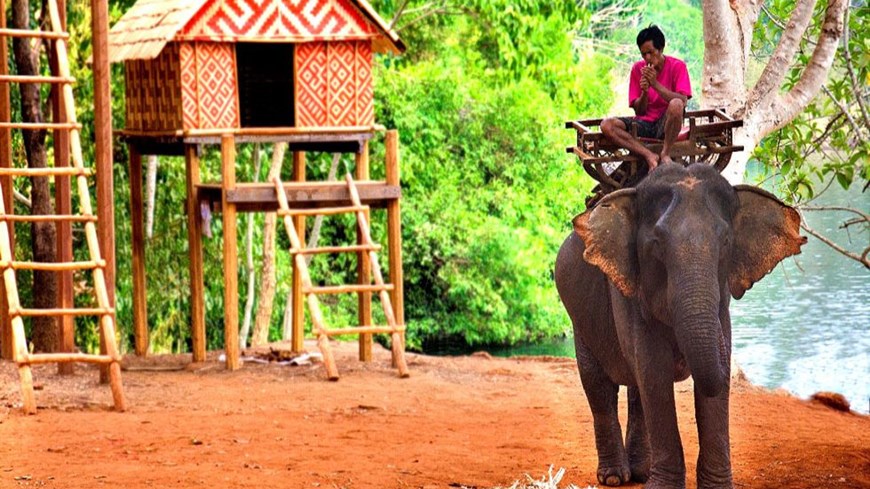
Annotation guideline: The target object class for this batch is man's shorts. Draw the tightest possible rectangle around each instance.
[618,116,665,139]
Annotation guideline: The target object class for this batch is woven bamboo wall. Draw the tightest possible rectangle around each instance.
[179,42,240,130]
[296,40,372,127]
[124,44,183,131]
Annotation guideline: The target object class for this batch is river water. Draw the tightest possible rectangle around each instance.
[479,176,869,413]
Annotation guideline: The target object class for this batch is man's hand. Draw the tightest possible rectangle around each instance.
[640,75,649,91]
[641,65,657,88]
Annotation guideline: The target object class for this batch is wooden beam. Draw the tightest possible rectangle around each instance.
[221,135,240,370]
[51,1,73,375]
[92,0,114,385]
[129,146,148,356]
[195,181,400,213]
[385,130,405,366]
[356,141,372,362]
[185,145,206,362]
[291,151,306,353]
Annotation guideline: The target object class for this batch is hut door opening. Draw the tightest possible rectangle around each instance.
[236,43,295,127]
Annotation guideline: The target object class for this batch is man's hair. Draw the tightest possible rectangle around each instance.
[637,24,666,51]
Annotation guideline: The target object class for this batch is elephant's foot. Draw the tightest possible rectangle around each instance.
[627,437,650,482]
[597,464,632,486]
[697,471,733,489]
[642,478,686,489]
[641,471,686,489]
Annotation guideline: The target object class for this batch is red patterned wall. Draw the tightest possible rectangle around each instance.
[177,42,240,130]
[182,0,377,39]
[295,40,372,127]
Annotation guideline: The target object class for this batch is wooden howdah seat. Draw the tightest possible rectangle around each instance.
[565,109,743,207]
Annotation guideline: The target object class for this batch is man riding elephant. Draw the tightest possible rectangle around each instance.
[600,25,692,171]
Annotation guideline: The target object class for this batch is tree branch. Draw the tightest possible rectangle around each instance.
[762,0,847,136]
[747,0,819,113]
[841,8,870,131]
[799,221,870,269]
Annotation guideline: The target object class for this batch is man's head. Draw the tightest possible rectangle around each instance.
[637,25,666,70]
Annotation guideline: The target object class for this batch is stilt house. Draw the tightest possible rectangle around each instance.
[109,0,404,138]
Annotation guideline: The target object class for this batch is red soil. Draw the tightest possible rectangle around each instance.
[1,341,868,489]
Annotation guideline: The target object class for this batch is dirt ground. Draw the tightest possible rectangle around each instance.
[1,341,868,489]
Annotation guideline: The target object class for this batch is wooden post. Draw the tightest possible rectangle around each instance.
[221,135,240,370]
[0,0,13,361]
[49,1,73,373]
[355,141,372,361]
[385,130,405,362]
[92,0,114,383]
[185,145,206,362]
[291,151,306,353]
[128,146,148,356]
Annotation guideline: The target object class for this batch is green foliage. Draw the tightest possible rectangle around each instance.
[751,3,869,201]
[371,3,604,349]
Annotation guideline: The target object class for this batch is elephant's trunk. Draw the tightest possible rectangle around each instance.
[670,267,728,398]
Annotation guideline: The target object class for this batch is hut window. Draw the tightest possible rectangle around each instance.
[236,43,295,127]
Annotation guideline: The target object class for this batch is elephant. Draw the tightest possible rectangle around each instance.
[554,162,806,488]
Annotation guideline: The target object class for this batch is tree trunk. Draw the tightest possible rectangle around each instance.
[239,144,262,350]
[145,155,158,239]
[13,0,57,352]
[701,0,847,183]
[251,143,286,346]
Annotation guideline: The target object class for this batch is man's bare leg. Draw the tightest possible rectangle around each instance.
[659,99,686,165]
[600,118,659,171]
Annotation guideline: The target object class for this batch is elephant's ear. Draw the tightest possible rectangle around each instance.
[730,185,807,299]
[574,189,638,296]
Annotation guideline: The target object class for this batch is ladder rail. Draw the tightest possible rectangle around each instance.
[0,0,126,413]
[271,174,409,379]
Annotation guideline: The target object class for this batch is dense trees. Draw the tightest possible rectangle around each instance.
[6,0,865,356]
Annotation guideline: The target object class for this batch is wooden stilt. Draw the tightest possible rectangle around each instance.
[385,130,406,370]
[50,6,74,374]
[291,151,306,353]
[355,141,372,362]
[129,146,148,356]
[221,135,240,370]
[185,145,206,362]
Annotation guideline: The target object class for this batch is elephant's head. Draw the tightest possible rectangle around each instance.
[573,163,806,397]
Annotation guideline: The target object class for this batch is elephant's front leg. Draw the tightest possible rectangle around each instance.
[694,382,733,488]
[575,342,631,486]
[634,332,687,489]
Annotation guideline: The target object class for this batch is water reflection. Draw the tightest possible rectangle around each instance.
[731,178,869,413]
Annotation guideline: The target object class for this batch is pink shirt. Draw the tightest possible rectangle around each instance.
[628,56,692,122]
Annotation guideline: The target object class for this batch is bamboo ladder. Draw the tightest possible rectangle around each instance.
[0,0,125,413]
[272,173,409,380]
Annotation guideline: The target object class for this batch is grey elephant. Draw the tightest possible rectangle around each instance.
[555,163,805,488]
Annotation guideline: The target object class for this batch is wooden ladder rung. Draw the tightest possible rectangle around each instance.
[278,205,368,217]
[21,352,116,365]
[0,214,97,223]
[290,244,381,255]
[303,284,394,295]
[0,166,91,177]
[10,307,114,317]
[0,28,69,40]
[0,75,75,84]
[0,259,105,271]
[323,325,406,337]
[0,122,82,130]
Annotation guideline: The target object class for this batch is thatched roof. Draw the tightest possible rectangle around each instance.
[108,0,405,63]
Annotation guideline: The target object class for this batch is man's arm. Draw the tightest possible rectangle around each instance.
[643,64,690,104]
[631,66,650,116]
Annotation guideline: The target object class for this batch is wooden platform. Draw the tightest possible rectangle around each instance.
[196,180,401,213]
